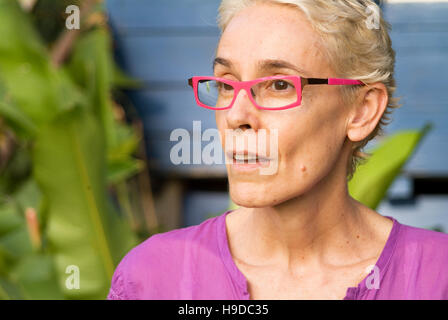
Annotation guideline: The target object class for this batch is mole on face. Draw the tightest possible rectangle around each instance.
[300,165,307,172]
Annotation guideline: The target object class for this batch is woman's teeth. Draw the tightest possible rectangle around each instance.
[235,154,257,161]
[234,154,258,162]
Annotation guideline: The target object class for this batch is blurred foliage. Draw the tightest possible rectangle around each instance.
[229,123,432,211]
[431,225,445,233]
[0,0,148,299]
[348,123,432,209]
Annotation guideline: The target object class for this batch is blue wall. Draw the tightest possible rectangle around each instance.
[383,3,448,176]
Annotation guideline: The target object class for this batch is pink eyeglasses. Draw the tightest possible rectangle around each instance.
[188,75,364,110]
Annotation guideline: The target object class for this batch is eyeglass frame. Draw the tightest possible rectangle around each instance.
[187,75,365,111]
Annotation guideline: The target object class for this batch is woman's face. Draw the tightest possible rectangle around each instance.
[215,3,352,207]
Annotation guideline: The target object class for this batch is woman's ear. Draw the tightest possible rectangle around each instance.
[346,83,388,142]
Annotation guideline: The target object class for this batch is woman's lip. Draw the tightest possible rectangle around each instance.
[231,161,268,171]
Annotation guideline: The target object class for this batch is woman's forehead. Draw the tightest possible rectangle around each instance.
[215,3,327,75]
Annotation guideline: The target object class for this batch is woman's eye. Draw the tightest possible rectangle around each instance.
[272,80,290,90]
[218,82,233,91]
[223,83,233,91]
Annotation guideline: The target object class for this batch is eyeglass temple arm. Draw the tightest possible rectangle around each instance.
[188,78,216,87]
[187,77,364,88]
[304,78,365,86]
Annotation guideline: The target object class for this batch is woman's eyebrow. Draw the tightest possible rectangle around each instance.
[213,57,232,70]
[213,57,309,76]
[257,59,310,76]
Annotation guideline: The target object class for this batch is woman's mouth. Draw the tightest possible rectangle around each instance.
[226,151,272,171]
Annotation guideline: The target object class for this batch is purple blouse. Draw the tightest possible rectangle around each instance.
[107,210,448,300]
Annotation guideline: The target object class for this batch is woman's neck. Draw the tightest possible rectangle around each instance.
[226,176,390,271]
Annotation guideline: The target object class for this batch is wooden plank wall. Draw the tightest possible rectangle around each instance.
[384,3,448,177]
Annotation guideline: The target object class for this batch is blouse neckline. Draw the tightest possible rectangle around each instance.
[216,209,401,300]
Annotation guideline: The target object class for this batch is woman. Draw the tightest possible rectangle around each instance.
[108,0,448,300]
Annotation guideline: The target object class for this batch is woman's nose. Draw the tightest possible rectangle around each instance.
[225,88,260,131]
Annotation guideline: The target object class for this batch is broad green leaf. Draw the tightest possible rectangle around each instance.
[0,0,84,128]
[0,83,37,136]
[0,0,140,300]
[67,28,143,188]
[0,200,22,238]
[67,29,141,162]
[0,1,46,62]
[0,144,32,196]
[0,199,32,263]
[33,107,136,299]
[67,28,116,148]
[0,276,23,300]
[13,179,42,214]
[9,253,63,300]
[107,158,144,185]
[0,227,32,263]
[348,123,432,209]
[0,100,37,136]
[107,123,140,161]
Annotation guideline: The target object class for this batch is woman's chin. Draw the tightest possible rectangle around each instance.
[229,188,284,208]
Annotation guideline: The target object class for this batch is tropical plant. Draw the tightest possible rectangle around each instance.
[0,0,152,299]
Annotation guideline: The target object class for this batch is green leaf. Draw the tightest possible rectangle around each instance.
[0,0,85,128]
[67,29,142,157]
[0,227,33,263]
[0,198,32,265]
[0,144,32,196]
[67,28,143,190]
[107,123,140,161]
[9,253,63,300]
[0,1,140,300]
[107,158,144,185]
[13,180,42,214]
[348,123,432,209]
[0,276,23,300]
[0,200,22,238]
[33,107,137,299]
[0,92,37,136]
[67,28,116,148]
